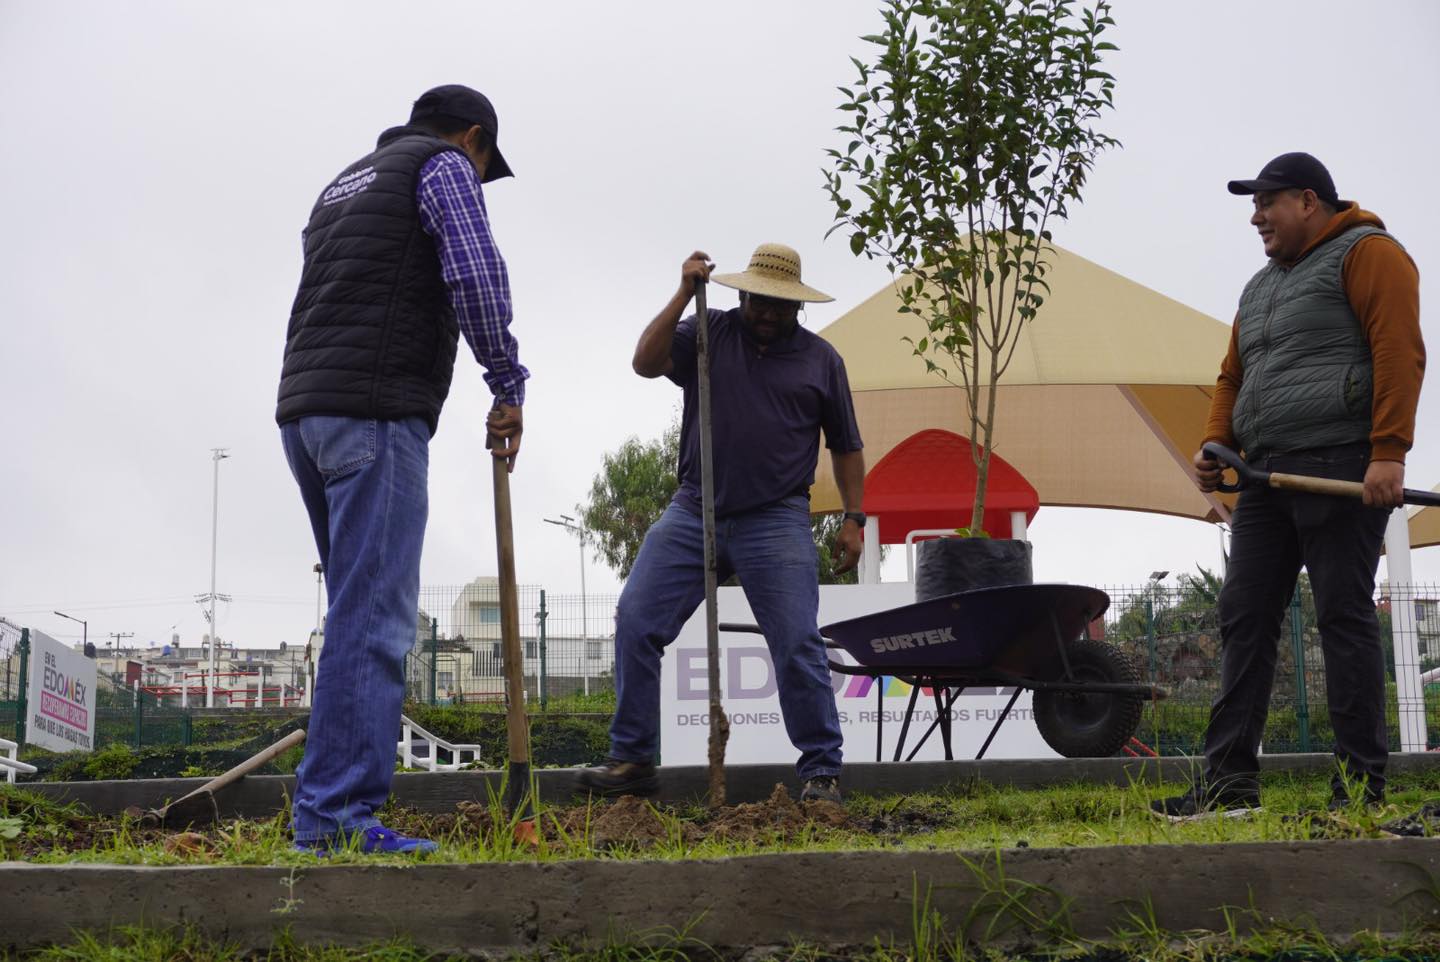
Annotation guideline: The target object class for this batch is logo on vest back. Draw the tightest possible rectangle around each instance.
[869,627,957,653]
[322,166,377,206]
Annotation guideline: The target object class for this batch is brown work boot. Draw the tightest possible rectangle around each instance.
[575,757,659,797]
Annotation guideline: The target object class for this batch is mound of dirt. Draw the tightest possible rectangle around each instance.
[589,795,681,849]
[700,783,849,844]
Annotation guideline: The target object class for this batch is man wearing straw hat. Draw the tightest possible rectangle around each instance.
[577,244,867,802]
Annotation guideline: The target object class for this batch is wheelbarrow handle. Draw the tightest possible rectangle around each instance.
[1202,441,1440,507]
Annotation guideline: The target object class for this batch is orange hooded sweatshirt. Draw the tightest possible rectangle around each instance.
[1205,204,1425,462]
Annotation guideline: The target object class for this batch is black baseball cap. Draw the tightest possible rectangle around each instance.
[1227,152,1340,207]
[409,84,514,183]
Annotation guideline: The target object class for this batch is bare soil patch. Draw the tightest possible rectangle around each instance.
[6,782,933,859]
[385,782,878,850]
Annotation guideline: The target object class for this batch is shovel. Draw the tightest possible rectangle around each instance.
[489,415,537,844]
[1203,442,1440,506]
[138,728,305,828]
[694,276,730,807]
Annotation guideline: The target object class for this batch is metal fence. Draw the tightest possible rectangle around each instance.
[1093,579,1440,755]
[0,699,195,754]
[8,580,1440,756]
[405,584,620,711]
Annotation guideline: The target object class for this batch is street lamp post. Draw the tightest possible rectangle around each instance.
[197,448,230,708]
[53,610,88,655]
[543,514,589,695]
[307,562,324,707]
[313,563,325,638]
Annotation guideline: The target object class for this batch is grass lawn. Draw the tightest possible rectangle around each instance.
[6,919,1440,962]
[5,766,1439,866]
[6,770,1440,961]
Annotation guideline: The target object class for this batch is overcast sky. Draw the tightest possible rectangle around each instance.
[2,0,1437,652]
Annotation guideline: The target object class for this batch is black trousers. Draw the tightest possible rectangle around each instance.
[1204,442,1392,798]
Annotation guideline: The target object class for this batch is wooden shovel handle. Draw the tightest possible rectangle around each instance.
[1266,472,1366,499]
[491,450,529,766]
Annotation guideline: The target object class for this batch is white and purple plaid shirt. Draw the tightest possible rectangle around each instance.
[416,151,528,406]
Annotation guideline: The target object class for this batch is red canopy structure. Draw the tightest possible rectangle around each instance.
[861,429,1039,542]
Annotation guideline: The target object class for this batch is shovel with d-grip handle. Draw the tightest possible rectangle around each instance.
[693,274,730,808]
[1203,442,1440,507]
[488,410,538,845]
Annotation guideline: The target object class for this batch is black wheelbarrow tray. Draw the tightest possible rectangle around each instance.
[723,583,1161,762]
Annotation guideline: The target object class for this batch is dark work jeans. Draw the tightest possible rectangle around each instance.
[1203,442,1392,801]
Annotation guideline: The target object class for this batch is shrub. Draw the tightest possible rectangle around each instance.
[83,743,138,781]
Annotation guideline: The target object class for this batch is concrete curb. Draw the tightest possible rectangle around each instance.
[3,839,1440,953]
[21,752,1440,819]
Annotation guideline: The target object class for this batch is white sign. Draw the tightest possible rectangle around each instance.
[659,584,1057,766]
[25,629,97,753]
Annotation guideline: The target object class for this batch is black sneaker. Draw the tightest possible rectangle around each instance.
[1380,801,1440,837]
[1151,785,1261,822]
[1327,789,1385,812]
[800,775,842,804]
[575,758,659,797]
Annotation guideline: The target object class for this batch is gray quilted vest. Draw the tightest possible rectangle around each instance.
[1231,224,1396,457]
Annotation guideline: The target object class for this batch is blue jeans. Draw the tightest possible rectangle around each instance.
[611,497,842,779]
[280,415,430,841]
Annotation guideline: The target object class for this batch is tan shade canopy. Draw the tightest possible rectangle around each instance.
[811,243,1239,524]
[1409,491,1440,550]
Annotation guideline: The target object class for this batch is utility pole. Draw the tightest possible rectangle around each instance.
[196,447,231,708]
[107,631,135,682]
[543,513,590,695]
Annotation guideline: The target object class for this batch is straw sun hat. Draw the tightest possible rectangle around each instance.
[710,243,834,304]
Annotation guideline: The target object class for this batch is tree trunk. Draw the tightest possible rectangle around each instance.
[970,371,1001,534]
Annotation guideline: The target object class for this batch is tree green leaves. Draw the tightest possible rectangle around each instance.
[577,422,880,585]
[578,422,682,580]
[824,0,1118,532]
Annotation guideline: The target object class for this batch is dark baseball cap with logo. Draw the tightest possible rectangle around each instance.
[1227,152,1341,208]
[409,84,514,183]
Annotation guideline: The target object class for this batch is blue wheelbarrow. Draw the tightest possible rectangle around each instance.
[723,583,1155,761]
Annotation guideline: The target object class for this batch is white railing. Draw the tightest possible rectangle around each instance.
[903,528,963,583]
[0,737,37,784]
[397,714,485,773]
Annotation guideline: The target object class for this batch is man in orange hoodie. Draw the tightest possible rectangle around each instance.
[1154,153,1425,820]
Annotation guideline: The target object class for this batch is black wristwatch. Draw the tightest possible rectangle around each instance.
[843,511,867,528]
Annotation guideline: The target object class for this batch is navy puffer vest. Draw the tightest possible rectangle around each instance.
[276,126,464,435]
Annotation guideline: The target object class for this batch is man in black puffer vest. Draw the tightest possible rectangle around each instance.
[277,85,528,854]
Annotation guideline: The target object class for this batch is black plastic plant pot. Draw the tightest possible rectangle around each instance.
[915,537,1033,602]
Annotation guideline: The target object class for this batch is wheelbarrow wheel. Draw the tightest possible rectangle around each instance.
[1033,638,1144,758]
